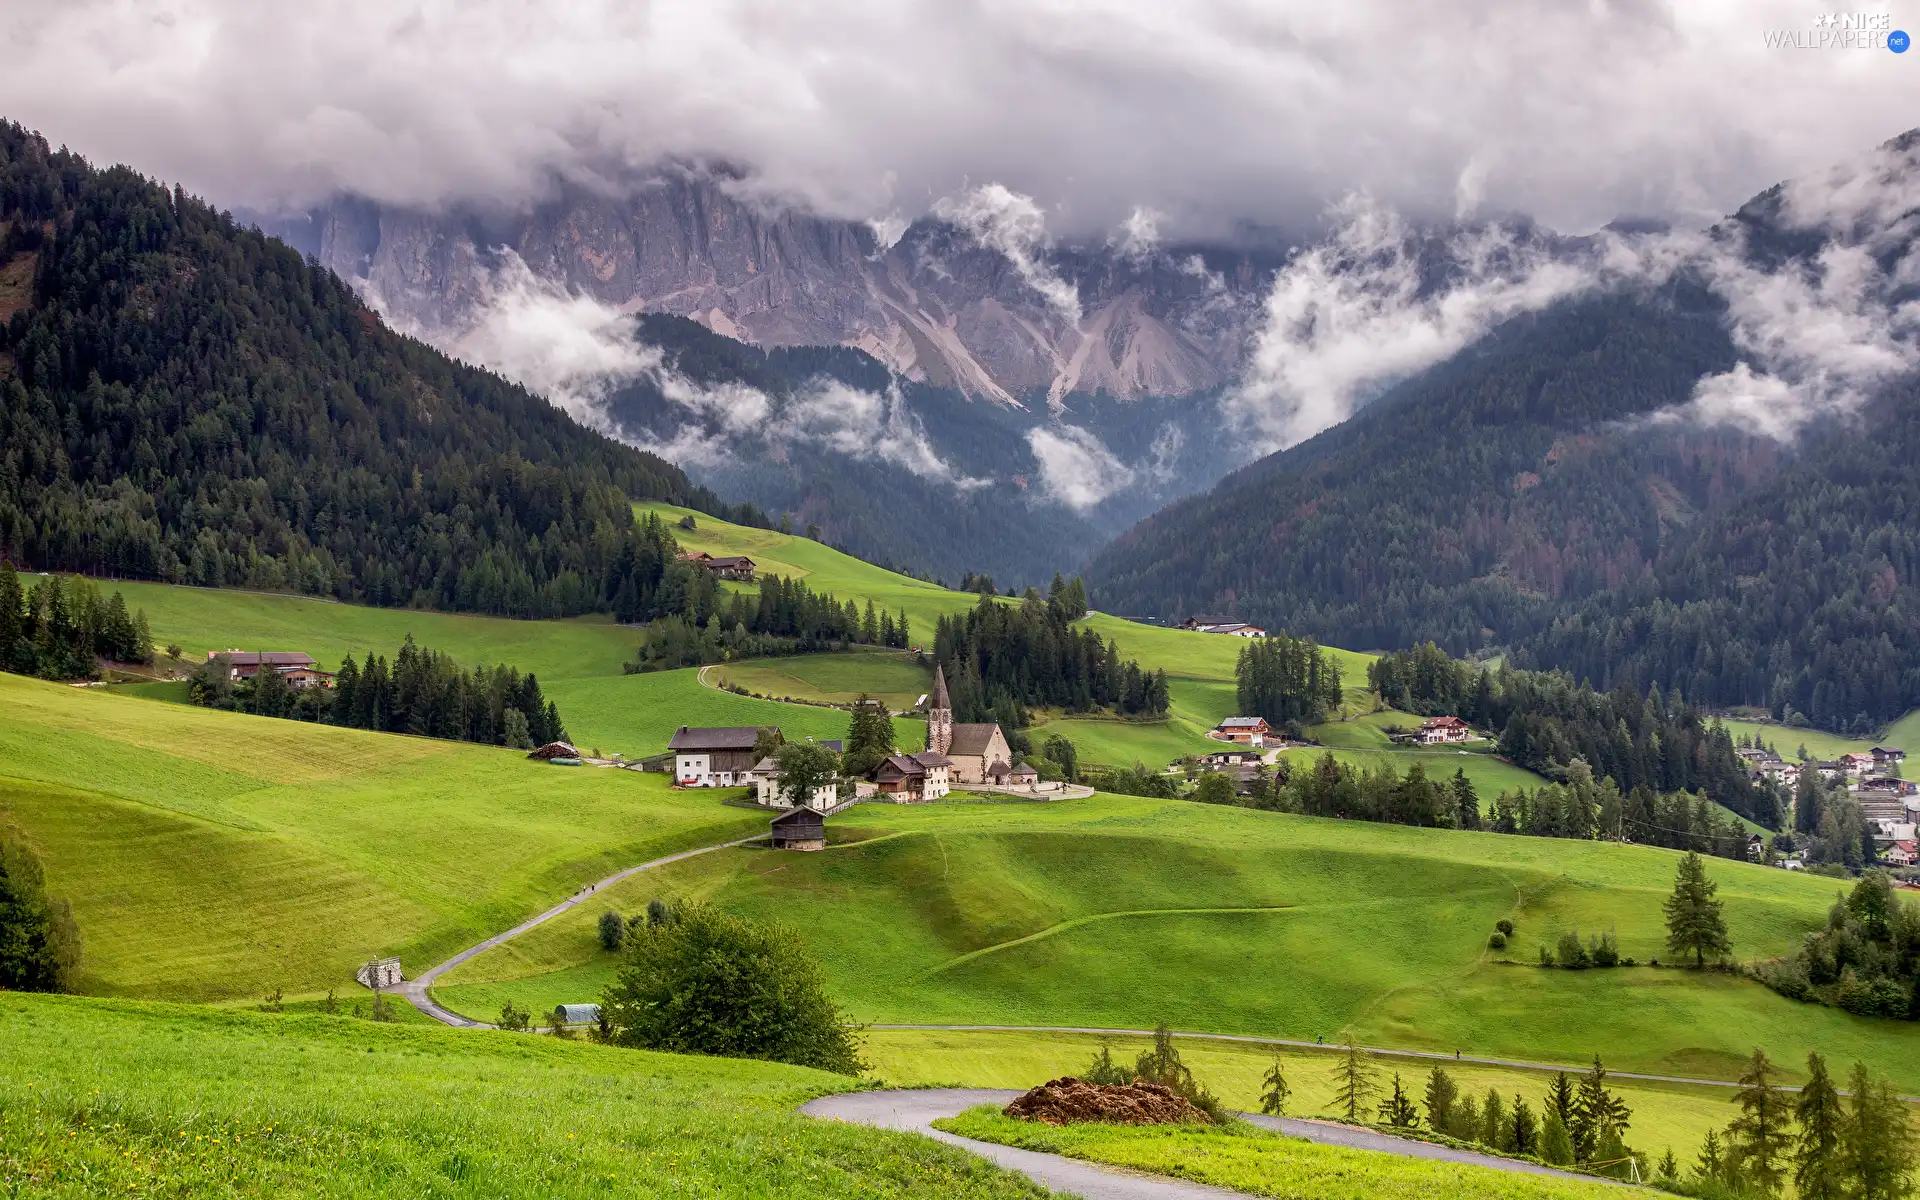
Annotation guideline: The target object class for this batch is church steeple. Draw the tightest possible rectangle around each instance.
[927,663,953,755]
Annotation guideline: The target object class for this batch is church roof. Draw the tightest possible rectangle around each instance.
[948,724,1004,756]
[912,750,951,767]
[930,663,951,710]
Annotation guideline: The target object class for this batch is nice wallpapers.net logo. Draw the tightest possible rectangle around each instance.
[1763,12,1909,49]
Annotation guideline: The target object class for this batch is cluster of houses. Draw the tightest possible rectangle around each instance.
[1179,615,1268,638]
[1739,744,1917,868]
[680,551,757,582]
[665,665,1041,849]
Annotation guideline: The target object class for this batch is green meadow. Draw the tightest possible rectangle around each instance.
[0,994,1041,1199]
[710,650,933,711]
[937,1108,1621,1200]
[436,792,1920,1094]
[0,673,764,1002]
[865,1028,1755,1161]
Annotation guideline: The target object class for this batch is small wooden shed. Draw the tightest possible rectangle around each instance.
[770,806,826,851]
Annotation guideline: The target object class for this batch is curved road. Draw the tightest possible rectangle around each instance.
[801,1089,1616,1198]
[397,835,765,1026]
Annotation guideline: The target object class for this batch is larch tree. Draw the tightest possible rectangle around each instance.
[1330,1038,1379,1123]
[1793,1052,1846,1200]
[1726,1048,1791,1195]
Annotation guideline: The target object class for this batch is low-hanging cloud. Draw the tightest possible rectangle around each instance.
[8,1,1905,247]
[933,185,1082,326]
[1026,425,1135,510]
[1222,195,1596,452]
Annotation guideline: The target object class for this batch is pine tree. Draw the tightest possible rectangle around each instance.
[1330,1038,1378,1123]
[1422,1066,1459,1132]
[1696,1129,1725,1181]
[1793,1052,1846,1200]
[1379,1074,1420,1128]
[1259,1055,1290,1116]
[1726,1048,1790,1194]
[1663,851,1731,966]
[1508,1096,1539,1155]
[1481,1089,1509,1151]
[1572,1056,1631,1162]
[1547,1070,1576,1129]
[1541,1110,1576,1165]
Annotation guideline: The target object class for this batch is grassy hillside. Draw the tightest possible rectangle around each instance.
[436,792,1920,1092]
[0,673,764,1001]
[0,994,1040,1199]
[711,650,933,711]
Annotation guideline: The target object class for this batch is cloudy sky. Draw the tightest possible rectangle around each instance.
[4,0,1913,238]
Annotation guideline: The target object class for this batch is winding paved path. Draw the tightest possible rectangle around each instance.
[397,835,765,1026]
[801,1089,1616,1198]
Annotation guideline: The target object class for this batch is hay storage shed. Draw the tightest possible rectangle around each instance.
[770,806,826,851]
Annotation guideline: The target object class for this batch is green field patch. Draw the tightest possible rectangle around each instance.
[108,578,638,680]
[865,1028,1765,1159]
[545,667,926,757]
[1274,745,1545,796]
[0,994,1040,1200]
[937,1106,1619,1200]
[1028,711,1219,768]
[925,905,1299,976]
[712,650,932,709]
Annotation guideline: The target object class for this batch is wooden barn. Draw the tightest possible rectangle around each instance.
[770,806,826,851]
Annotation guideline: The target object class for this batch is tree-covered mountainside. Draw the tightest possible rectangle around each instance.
[1088,288,1920,732]
[0,121,737,619]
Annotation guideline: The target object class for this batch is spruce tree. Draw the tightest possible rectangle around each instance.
[0,829,82,992]
[1726,1048,1790,1194]
[1422,1066,1459,1131]
[1259,1055,1290,1116]
[1330,1039,1378,1123]
[1696,1129,1725,1182]
[1508,1096,1539,1156]
[1379,1074,1420,1128]
[1481,1089,1508,1151]
[1793,1052,1845,1200]
[1663,851,1731,966]
[1541,1110,1576,1165]
[1840,1062,1916,1200]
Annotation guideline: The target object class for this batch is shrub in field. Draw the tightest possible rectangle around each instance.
[1495,918,1516,937]
[0,829,82,992]
[1556,930,1591,969]
[1082,1042,1132,1087]
[601,900,864,1074]
[1488,931,1508,950]
[598,909,626,952]
[498,1001,531,1031]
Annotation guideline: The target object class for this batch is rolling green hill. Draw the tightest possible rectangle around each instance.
[0,673,763,1001]
[0,994,1039,1199]
[435,791,1920,1094]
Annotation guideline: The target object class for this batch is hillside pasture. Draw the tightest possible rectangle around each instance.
[711,650,932,711]
[437,791,1920,1091]
[0,673,764,1001]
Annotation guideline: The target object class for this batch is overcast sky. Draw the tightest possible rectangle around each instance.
[6,0,1908,238]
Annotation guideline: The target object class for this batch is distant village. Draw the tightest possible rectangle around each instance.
[1736,744,1917,869]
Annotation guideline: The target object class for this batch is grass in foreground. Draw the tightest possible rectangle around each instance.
[935,1107,1619,1200]
[0,994,1043,1199]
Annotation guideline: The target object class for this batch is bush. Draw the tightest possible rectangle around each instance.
[1132,1025,1224,1122]
[1495,919,1515,937]
[1588,931,1620,968]
[1751,956,1813,1001]
[497,1001,531,1031]
[600,900,864,1074]
[598,910,626,952]
[0,829,83,992]
[1555,930,1591,969]
[1488,931,1508,950]
[1081,1041,1133,1086]
[1835,970,1909,1018]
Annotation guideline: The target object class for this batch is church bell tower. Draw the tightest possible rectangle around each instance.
[927,663,953,755]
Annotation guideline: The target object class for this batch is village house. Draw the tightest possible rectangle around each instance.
[1840,752,1877,776]
[1212,716,1272,747]
[922,666,1013,784]
[1198,749,1264,768]
[683,551,756,582]
[1179,614,1267,637]
[1757,758,1801,785]
[1871,745,1906,767]
[219,651,332,688]
[868,751,952,801]
[748,739,845,810]
[1886,840,1917,868]
[1417,715,1474,745]
[668,726,765,787]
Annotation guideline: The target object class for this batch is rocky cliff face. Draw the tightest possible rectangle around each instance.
[306,175,1279,404]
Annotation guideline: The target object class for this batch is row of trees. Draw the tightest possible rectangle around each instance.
[1367,644,1778,826]
[189,636,568,749]
[1693,1049,1915,1199]
[932,583,1169,725]
[1235,633,1345,731]
[0,566,151,679]
[1206,753,1758,862]
[625,574,912,672]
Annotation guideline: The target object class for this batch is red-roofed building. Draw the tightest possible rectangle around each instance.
[1417,716,1473,745]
